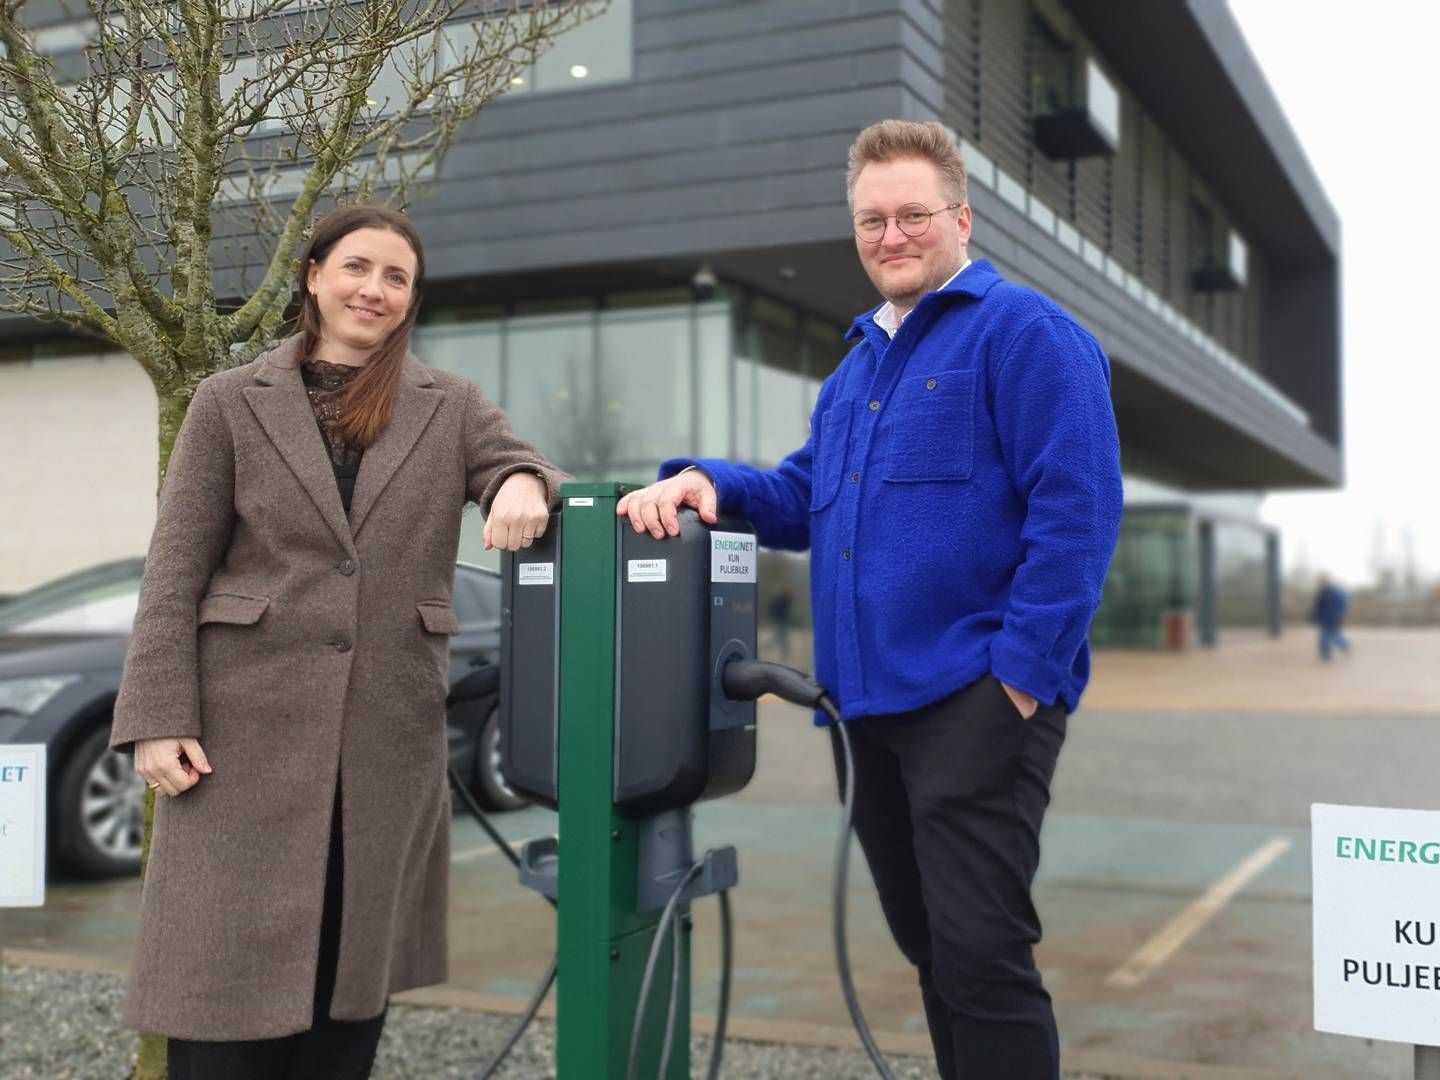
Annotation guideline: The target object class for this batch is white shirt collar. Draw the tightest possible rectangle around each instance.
[872,259,972,339]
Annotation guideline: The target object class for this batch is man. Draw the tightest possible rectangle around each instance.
[1310,574,1351,661]
[618,119,1122,1078]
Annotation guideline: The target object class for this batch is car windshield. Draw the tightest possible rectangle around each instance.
[0,560,144,635]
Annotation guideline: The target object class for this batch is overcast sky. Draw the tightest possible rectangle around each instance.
[1227,1,1439,586]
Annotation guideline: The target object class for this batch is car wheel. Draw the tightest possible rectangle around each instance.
[473,707,529,812]
[54,726,145,878]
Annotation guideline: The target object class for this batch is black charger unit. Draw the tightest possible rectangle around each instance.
[499,508,758,815]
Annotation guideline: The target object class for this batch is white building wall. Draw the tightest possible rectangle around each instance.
[0,353,157,595]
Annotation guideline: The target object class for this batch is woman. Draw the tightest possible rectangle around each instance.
[109,205,564,1079]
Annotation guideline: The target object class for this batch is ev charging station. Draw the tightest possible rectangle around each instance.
[498,482,762,1078]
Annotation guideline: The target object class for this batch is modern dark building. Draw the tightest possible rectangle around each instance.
[3,0,1342,646]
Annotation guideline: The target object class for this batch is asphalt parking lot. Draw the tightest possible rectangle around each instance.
[7,627,1439,1079]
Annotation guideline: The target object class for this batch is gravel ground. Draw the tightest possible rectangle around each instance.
[2,964,1107,1079]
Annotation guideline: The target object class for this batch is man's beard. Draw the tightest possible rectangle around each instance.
[873,260,958,312]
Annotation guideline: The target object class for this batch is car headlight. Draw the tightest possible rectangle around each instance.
[0,674,83,719]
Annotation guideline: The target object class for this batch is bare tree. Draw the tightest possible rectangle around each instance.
[0,0,598,468]
[1,4,598,1075]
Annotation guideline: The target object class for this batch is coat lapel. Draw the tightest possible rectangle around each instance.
[348,359,442,540]
[242,339,357,557]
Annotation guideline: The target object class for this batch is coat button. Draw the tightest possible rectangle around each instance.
[868,400,880,411]
[842,548,851,561]
[851,472,860,483]
[926,378,937,390]
[332,636,352,653]
[338,558,356,576]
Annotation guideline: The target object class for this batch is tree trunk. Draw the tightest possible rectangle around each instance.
[132,388,193,1080]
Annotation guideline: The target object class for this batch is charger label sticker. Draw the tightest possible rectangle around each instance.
[627,559,667,583]
[711,532,757,583]
[518,562,554,586]
[568,497,594,507]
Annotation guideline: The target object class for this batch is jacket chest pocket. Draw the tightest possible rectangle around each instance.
[883,370,976,483]
[417,601,459,635]
[810,400,856,511]
[198,593,270,626]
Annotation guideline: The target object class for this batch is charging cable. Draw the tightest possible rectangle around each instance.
[450,665,736,1080]
[623,869,735,1080]
[447,662,558,1079]
[447,762,557,1079]
[721,659,897,1080]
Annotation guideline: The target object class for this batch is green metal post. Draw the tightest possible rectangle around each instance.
[556,482,690,1079]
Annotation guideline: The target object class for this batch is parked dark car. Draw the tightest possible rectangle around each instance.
[0,558,524,879]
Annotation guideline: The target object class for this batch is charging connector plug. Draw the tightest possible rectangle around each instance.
[720,658,827,709]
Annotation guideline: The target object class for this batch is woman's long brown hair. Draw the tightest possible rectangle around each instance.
[294,205,425,448]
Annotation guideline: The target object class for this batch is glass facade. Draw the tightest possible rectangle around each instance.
[1091,508,1193,649]
[418,286,1275,652]
[732,294,847,468]
[415,285,846,567]
[1090,503,1278,648]
[1212,520,1269,629]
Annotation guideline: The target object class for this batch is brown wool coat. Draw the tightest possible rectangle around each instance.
[110,336,564,1041]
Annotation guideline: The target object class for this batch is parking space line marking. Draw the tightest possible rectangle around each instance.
[1104,835,1292,989]
[451,834,548,864]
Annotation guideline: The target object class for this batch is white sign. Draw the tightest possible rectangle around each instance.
[567,497,594,507]
[1313,803,1440,1044]
[710,532,756,584]
[627,559,667,583]
[518,562,554,586]
[0,744,46,907]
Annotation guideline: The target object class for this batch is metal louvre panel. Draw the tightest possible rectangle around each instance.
[1109,88,1142,269]
[977,0,1030,186]
[1139,111,1168,294]
[1031,144,1071,221]
[1166,146,1191,301]
[1242,257,1265,365]
[943,0,982,142]
[1075,154,1109,248]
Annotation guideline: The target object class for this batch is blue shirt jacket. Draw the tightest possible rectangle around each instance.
[662,260,1122,721]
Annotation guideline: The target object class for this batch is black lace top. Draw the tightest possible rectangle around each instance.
[301,359,365,515]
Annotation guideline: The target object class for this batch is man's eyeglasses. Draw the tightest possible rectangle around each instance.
[853,202,962,243]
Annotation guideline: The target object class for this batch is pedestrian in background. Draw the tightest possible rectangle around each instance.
[767,584,794,659]
[110,205,564,1080]
[1310,574,1351,661]
[617,120,1122,1080]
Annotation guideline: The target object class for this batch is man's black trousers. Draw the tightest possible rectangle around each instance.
[832,674,1067,1080]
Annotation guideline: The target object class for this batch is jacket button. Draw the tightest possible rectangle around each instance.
[868,400,880,411]
[926,378,937,390]
[850,472,860,483]
[338,558,356,576]
[332,636,352,653]
[842,548,851,561]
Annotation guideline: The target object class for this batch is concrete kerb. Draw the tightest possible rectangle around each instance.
[4,947,1310,1080]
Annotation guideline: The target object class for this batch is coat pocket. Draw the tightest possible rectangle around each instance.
[810,400,855,511]
[416,601,460,635]
[197,593,270,626]
[883,370,976,483]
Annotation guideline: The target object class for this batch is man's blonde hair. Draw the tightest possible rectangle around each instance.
[846,120,968,210]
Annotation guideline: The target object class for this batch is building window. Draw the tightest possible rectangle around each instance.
[413,283,837,564]
[598,305,695,467]
[1189,197,1247,291]
[1030,12,1118,160]
[1030,16,1074,120]
[502,0,632,97]
[1091,507,1192,648]
[733,294,847,468]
